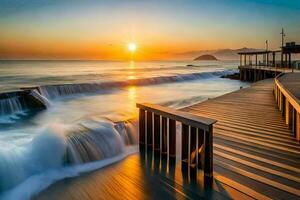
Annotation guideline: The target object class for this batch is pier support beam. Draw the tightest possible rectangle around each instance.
[240,70,243,81]
[248,70,251,81]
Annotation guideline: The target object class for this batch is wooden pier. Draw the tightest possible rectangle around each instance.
[36,78,300,200]
[238,65,298,82]
[238,44,300,82]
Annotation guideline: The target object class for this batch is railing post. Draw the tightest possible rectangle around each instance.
[292,108,296,134]
[282,95,286,116]
[146,111,153,148]
[153,114,160,152]
[204,125,213,178]
[169,119,176,158]
[161,117,168,155]
[181,124,189,167]
[279,91,282,110]
[190,127,197,168]
[289,104,293,129]
[139,109,146,147]
[285,99,289,125]
[188,126,191,168]
[197,129,204,169]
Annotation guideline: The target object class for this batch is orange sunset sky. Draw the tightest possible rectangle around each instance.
[0,0,300,60]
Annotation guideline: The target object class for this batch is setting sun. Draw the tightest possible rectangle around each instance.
[128,43,137,52]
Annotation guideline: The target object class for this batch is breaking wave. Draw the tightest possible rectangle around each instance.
[37,69,237,99]
[0,69,236,117]
[0,117,138,200]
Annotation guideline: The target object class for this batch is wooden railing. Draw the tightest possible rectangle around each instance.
[274,73,300,142]
[136,103,217,177]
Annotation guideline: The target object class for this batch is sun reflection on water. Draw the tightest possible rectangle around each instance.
[127,61,136,80]
[128,86,136,101]
[127,86,138,119]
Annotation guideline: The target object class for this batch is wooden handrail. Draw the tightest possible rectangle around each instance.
[274,73,300,141]
[275,74,300,112]
[136,103,216,131]
[136,103,217,178]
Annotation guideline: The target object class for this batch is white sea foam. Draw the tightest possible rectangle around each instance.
[0,118,138,200]
[1,146,138,200]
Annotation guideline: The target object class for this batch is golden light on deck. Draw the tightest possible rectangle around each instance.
[128,43,137,52]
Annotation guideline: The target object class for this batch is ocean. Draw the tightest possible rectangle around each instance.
[0,60,249,199]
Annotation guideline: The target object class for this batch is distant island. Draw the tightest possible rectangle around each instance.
[194,54,218,61]
[174,47,262,60]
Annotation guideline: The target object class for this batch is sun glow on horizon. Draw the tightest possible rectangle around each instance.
[128,43,137,53]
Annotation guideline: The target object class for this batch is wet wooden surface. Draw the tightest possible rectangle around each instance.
[36,79,300,200]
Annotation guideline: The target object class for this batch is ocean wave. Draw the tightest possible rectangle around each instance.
[0,117,138,200]
[0,69,237,117]
[38,69,237,99]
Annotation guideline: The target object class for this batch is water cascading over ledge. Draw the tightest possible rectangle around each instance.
[0,117,138,193]
[65,118,138,164]
[0,90,47,116]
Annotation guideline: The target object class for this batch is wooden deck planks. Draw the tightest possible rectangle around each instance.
[181,78,300,199]
[36,78,300,200]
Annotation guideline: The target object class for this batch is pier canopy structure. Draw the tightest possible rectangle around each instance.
[238,50,281,68]
[238,42,300,82]
[238,50,282,82]
[282,43,300,68]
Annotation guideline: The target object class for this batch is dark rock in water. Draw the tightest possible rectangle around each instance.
[0,90,47,116]
[221,73,240,80]
[186,64,194,67]
[194,54,218,61]
[23,90,48,110]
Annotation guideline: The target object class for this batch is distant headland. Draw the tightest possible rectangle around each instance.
[194,54,218,61]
